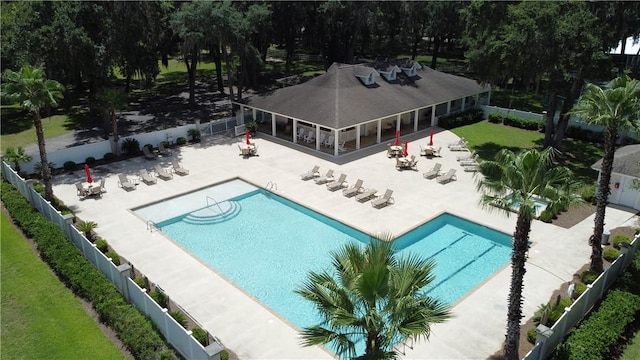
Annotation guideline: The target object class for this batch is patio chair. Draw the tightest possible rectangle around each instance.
[408,155,418,170]
[117,174,136,191]
[436,169,457,184]
[158,142,171,156]
[326,173,347,191]
[314,169,334,185]
[457,151,475,161]
[76,182,90,197]
[250,144,258,156]
[303,130,315,143]
[318,133,326,146]
[423,163,443,179]
[323,135,334,147]
[172,160,189,175]
[355,188,378,202]
[154,164,173,180]
[337,141,347,152]
[371,189,394,209]
[139,169,157,185]
[88,179,105,197]
[342,179,364,198]
[419,145,433,157]
[301,165,320,180]
[296,128,306,140]
[432,146,442,157]
[143,146,158,160]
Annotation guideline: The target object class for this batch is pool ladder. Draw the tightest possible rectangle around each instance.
[266,181,277,191]
[205,196,224,214]
[147,220,158,232]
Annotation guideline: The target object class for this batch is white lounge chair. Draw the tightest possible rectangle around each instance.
[355,188,378,202]
[457,152,475,161]
[448,138,466,149]
[158,142,171,156]
[117,174,136,191]
[300,165,320,180]
[423,163,443,179]
[449,143,468,151]
[314,169,334,184]
[371,189,394,209]
[154,165,173,180]
[342,179,364,198]
[326,173,347,191]
[143,146,157,160]
[139,169,157,185]
[436,169,457,184]
[172,160,189,175]
[464,165,479,172]
[459,154,479,166]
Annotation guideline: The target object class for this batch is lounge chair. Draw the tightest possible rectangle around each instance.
[172,160,189,175]
[314,169,334,185]
[323,135,334,147]
[459,154,479,166]
[342,179,364,198]
[326,173,347,191]
[457,152,475,161]
[139,169,157,185]
[448,138,466,149]
[154,165,173,180]
[76,182,90,197]
[158,142,171,156]
[355,188,378,202]
[436,169,457,184]
[143,146,158,160]
[301,165,320,180]
[423,163,443,179]
[449,143,468,152]
[117,174,136,191]
[464,165,479,172]
[303,130,315,143]
[371,189,394,209]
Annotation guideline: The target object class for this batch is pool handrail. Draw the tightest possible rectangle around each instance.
[205,196,225,214]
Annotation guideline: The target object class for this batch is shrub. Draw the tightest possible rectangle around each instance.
[581,184,596,203]
[187,128,201,142]
[63,160,76,171]
[527,328,537,344]
[487,113,503,124]
[603,247,620,262]
[103,152,116,161]
[612,234,631,249]
[121,138,140,155]
[85,156,96,165]
[133,277,147,290]
[94,239,109,253]
[572,282,587,300]
[169,310,188,328]
[150,289,168,308]
[437,109,484,129]
[176,137,187,146]
[76,220,98,240]
[533,297,572,327]
[160,140,170,148]
[581,270,599,284]
[191,327,207,346]
[539,209,554,223]
[104,251,120,266]
[220,350,229,360]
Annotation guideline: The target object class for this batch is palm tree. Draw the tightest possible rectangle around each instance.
[569,75,640,273]
[475,148,582,360]
[296,237,451,359]
[96,87,128,156]
[1,65,64,200]
[3,146,32,175]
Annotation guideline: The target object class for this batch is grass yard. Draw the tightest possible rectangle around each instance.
[0,109,75,153]
[0,212,125,360]
[451,121,602,184]
[622,331,640,360]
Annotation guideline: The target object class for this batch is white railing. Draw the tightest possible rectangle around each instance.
[524,233,640,360]
[1,161,223,360]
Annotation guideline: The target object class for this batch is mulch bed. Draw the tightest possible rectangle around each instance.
[551,203,596,229]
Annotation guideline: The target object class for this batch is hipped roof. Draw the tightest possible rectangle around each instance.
[592,144,640,178]
[246,62,489,129]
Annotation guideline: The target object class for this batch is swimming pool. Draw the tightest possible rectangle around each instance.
[134,179,512,350]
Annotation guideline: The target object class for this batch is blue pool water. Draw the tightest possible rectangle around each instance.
[138,180,513,340]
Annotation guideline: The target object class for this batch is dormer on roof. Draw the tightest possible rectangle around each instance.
[397,59,422,77]
[353,65,379,86]
[375,64,401,82]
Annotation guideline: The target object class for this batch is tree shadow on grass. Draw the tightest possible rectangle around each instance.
[472,142,522,161]
[0,107,31,134]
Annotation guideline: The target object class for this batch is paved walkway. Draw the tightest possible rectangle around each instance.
[52,130,639,359]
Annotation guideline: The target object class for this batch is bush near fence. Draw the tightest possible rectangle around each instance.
[0,181,178,360]
[487,112,542,131]
[552,254,640,360]
[438,109,484,129]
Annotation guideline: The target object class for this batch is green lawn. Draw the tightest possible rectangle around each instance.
[621,331,640,360]
[0,109,74,152]
[0,212,125,360]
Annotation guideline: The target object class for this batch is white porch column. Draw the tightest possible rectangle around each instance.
[356,126,361,149]
[315,126,321,150]
[377,120,382,143]
[446,101,451,115]
[486,91,491,105]
[271,113,276,136]
[239,106,245,124]
[293,120,298,143]
[431,106,437,127]
[461,97,466,111]
[413,110,419,132]
[396,114,401,131]
[252,108,257,121]
[334,133,339,156]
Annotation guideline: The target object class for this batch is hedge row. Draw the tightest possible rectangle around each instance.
[437,109,484,129]
[554,254,640,360]
[0,181,177,360]
[487,112,542,130]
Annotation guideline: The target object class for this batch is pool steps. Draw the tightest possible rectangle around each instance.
[183,201,241,225]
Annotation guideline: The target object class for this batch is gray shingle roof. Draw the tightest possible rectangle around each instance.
[246,62,489,129]
[592,144,640,177]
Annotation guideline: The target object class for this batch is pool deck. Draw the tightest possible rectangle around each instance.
[53,129,639,359]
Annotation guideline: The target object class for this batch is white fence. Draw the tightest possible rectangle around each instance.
[524,234,640,360]
[21,117,239,175]
[1,162,223,360]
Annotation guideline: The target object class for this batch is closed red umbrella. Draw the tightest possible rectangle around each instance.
[394,130,400,146]
[429,129,435,146]
[245,128,251,145]
[403,141,409,157]
[84,163,93,184]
